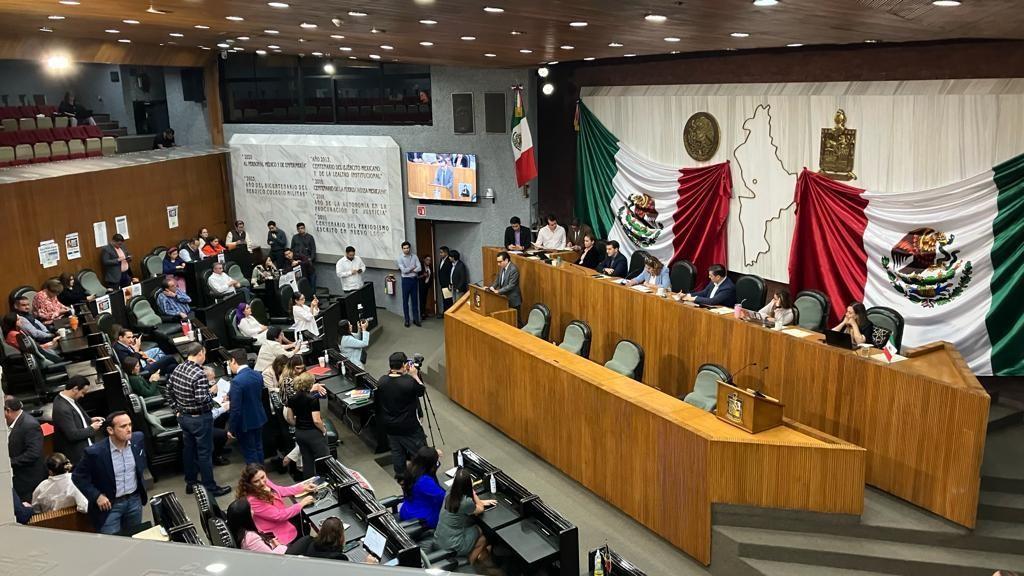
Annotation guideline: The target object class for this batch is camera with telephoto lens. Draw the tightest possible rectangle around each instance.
[412,353,425,370]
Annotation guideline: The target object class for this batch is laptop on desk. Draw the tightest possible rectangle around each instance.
[824,329,855,350]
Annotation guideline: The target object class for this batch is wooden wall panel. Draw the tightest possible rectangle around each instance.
[445,299,864,565]
[0,153,230,301]
[482,247,989,528]
[0,35,210,67]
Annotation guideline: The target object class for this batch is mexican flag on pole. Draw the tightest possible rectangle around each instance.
[789,153,1024,376]
[511,87,537,187]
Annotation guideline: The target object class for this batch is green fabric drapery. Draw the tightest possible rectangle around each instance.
[574,101,619,239]
[987,152,1024,375]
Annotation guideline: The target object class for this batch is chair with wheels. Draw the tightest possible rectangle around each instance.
[520,303,551,340]
[604,339,644,380]
[558,320,592,358]
[682,363,731,412]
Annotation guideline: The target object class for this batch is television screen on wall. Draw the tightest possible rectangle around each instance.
[406,152,477,203]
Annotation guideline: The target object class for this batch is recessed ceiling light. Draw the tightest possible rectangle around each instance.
[518,49,533,54]
[537,67,549,77]
[348,55,356,59]
[664,37,680,42]
[58,0,80,5]
[267,1,289,6]
[608,42,623,47]
[380,44,393,50]
[583,56,595,61]
[348,10,367,16]
[932,0,961,5]
[369,54,381,59]
[300,22,317,28]
[39,27,53,32]
[273,49,281,52]
[122,19,140,24]
[644,14,667,22]
[484,52,496,57]
[311,51,323,56]
[623,53,636,57]
[298,38,305,42]
[753,0,779,5]
[118,38,131,43]
[323,62,336,74]
[547,60,558,65]
[569,21,587,27]
[786,42,803,47]
[218,42,230,48]
[669,50,679,54]
[233,47,244,51]
[731,32,750,37]
[560,45,574,50]
[194,24,209,29]
[509,30,523,35]
[542,83,554,95]
[265,29,279,34]
[267,44,280,48]
[864,39,878,43]
[419,19,437,24]
[105,29,119,33]
[460,36,476,40]
[419,41,433,46]
[370,27,381,33]
[483,6,504,13]
[225,38,234,43]
[338,46,351,51]
[330,34,344,39]
[237,36,249,40]
[48,15,66,20]
[256,49,267,54]
[199,45,210,50]
[169,32,183,37]
[225,15,244,21]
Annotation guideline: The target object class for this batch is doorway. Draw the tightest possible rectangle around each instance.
[414,219,437,318]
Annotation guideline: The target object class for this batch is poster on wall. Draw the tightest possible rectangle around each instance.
[115,215,130,239]
[228,134,406,262]
[167,205,179,229]
[38,240,60,268]
[93,221,108,247]
[65,232,81,260]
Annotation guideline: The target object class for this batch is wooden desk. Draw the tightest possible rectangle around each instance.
[446,298,865,565]
[480,246,988,529]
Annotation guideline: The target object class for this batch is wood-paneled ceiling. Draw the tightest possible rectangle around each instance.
[0,0,1021,67]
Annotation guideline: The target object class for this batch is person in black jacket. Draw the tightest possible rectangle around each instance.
[52,376,104,465]
[599,240,628,277]
[578,233,603,270]
[449,250,469,302]
[72,412,148,534]
[377,352,426,479]
[437,246,452,317]
[503,216,532,251]
[5,397,48,502]
[287,517,378,562]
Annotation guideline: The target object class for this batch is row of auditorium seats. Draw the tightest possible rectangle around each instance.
[1,114,72,132]
[0,105,58,120]
[0,125,116,166]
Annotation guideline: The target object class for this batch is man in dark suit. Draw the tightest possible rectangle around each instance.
[489,251,522,321]
[226,348,267,464]
[682,263,737,307]
[100,233,133,289]
[599,240,628,277]
[52,376,104,465]
[437,246,452,316]
[567,218,595,253]
[113,328,177,380]
[503,216,532,251]
[449,250,469,303]
[4,397,47,502]
[72,411,148,534]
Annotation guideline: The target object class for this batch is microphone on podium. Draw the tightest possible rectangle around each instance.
[749,365,769,398]
[727,362,757,384]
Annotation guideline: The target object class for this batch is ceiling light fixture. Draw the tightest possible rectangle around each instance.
[380,44,393,50]
[199,45,211,50]
[542,83,554,95]
[323,62,336,74]
[256,49,267,54]
[194,24,209,29]
[267,1,289,6]
[300,22,317,28]
[58,0,80,5]
[644,13,666,23]
[753,0,779,5]
[509,30,523,35]
[369,54,381,59]
[122,19,139,24]
[225,15,244,21]
[48,15,66,20]
[669,50,679,54]
[225,38,234,43]
[218,42,231,48]
[347,10,367,16]
[569,21,587,27]
[298,38,305,42]
[265,29,279,34]
[39,27,54,32]
[419,41,433,46]
[370,27,382,33]
[338,46,351,51]
[311,51,323,56]
[623,53,636,57]
[786,42,803,47]
[267,44,280,48]
[547,60,558,65]
[118,38,131,43]
[348,55,356,59]
[331,18,342,26]
[238,36,250,40]
[330,34,344,38]
[483,52,496,57]
[931,0,961,5]
[233,46,244,51]
[730,32,750,37]
[537,67,549,77]
[519,49,532,53]
[664,37,680,42]
[460,36,475,40]
[169,32,183,37]
[483,6,504,13]
[105,29,119,33]
[583,56,595,61]
[864,39,878,43]
[560,45,574,50]
[419,19,437,24]
[608,42,623,47]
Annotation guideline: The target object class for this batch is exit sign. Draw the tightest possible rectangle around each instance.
[416,205,426,217]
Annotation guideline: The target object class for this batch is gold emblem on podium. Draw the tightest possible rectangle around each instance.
[726,392,743,423]
[683,112,720,162]
[819,108,857,181]
[473,292,481,309]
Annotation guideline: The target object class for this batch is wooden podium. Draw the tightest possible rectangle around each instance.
[468,284,516,326]
[715,380,784,434]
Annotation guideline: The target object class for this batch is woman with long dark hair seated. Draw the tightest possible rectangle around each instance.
[286,517,377,563]
[226,497,287,554]
[832,301,874,346]
[434,468,497,565]
[57,272,93,307]
[398,446,445,528]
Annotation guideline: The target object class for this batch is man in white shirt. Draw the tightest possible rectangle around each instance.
[208,262,246,299]
[533,214,567,250]
[335,245,366,292]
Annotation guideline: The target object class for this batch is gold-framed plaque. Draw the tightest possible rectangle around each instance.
[819,108,857,181]
[683,112,720,162]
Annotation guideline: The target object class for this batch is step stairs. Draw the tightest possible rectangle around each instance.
[91,113,129,138]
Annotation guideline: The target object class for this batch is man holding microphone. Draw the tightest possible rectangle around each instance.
[377,352,426,481]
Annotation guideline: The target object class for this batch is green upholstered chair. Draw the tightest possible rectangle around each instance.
[866,306,905,351]
[794,290,830,332]
[682,363,731,412]
[604,339,644,380]
[558,320,592,358]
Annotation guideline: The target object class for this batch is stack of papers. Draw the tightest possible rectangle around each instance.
[781,327,815,338]
[172,334,193,345]
[708,307,735,315]
[343,389,372,408]
[630,285,653,293]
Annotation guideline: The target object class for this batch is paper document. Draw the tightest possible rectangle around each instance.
[781,328,815,338]
[708,307,734,315]
[444,466,458,478]
[630,285,653,293]
[442,287,453,299]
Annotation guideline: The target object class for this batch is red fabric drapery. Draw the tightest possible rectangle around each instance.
[788,169,869,326]
[670,161,733,290]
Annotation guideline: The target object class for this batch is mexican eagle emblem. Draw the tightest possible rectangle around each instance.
[880,227,973,307]
[616,193,663,247]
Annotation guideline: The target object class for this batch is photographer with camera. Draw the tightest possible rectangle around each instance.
[378,352,427,481]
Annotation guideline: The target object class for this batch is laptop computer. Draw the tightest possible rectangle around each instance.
[824,329,854,350]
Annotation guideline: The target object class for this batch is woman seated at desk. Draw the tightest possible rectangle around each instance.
[398,446,446,529]
[578,233,602,270]
[291,292,320,336]
[624,256,671,291]
[743,289,795,326]
[227,498,287,554]
[286,517,379,563]
[251,256,280,288]
[339,319,370,368]
[236,302,269,346]
[434,468,497,567]
[832,301,873,346]
[236,463,317,545]
[162,247,188,292]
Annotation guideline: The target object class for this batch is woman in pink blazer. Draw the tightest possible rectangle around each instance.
[236,463,316,545]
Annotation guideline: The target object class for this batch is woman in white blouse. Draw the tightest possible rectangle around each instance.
[32,453,88,514]
[291,292,320,336]
[757,289,795,327]
[235,302,268,345]
[339,318,370,368]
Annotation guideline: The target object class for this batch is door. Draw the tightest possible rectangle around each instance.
[414,219,436,318]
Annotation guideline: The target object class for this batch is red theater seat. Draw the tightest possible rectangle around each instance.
[15,130,37,146]
[51,127,72,142]
[0,107,18,120]
[83,125,103,139]
[0,132,17,147]
[33,128,55,143]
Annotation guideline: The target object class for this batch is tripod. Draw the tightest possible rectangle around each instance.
[419,380,446,447]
